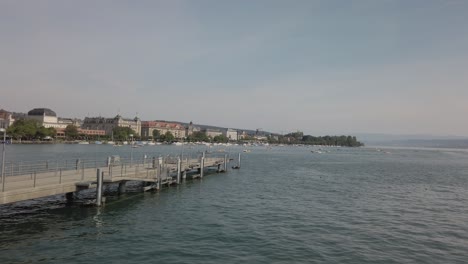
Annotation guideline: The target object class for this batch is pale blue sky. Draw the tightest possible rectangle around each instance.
[1,0,468,136]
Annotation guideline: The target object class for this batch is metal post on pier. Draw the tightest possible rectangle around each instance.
[158,157,163,188]
[200,156,205,178]
[76,159,80,171]
[81,162,85,180]
[1,128,6,191]
[224,154,228,172]
[177,156,181,184]
[96,168,103,207]
[238,153,241,169]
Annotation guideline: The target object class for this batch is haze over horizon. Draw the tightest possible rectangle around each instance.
[1,1,468,137]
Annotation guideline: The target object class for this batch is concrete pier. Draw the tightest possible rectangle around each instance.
[0,153,237,205]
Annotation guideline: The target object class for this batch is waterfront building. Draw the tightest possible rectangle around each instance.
[141,121,186,139]
[56,128,106,138]
[0,109,15,129]
[224,128,238,141]
[58,117,82,128]
[203,128,223,138]
[25,108,80,129]
[185,121,201,136]
[26,108,66,129]
[82,115,141,136]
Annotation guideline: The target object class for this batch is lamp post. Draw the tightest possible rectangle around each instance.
[1,128,6,191]
[129,134,134,166]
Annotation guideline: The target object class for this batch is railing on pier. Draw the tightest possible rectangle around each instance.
[0,151,231,192]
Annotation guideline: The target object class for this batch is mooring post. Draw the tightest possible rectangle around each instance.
[96,168,103,206]
[81,162,85,180]
[76,159,80,171]
[118,181,126,194]
[65,192,74,202]
[59,168,62,184]
[177,156,181,184]
[238,153,241,169]
[33,171,37,188]
[224,154,228,172]
[158,157,163,188]
[107,156,111,168]
[200,156,205,178]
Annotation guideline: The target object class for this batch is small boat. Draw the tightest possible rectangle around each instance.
[106,141,115,145]
[243,149,251,153]
[232,166,240,169]
[78,141,89,145]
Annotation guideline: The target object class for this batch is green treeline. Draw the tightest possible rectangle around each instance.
[269,131,364,147]
[6,119,56,140]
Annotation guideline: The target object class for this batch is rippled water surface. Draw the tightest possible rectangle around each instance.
[1,145,468,263]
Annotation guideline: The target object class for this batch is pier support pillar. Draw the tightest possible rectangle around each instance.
[177,157,181,184]
[217,164,221,173]
[200,157,205,178]
[118,181,127,194]
[75,159,81,171]
[158,156,163,184]
[65,192,74,202]
[238,153,241,169]
[224,154,228,172]
[96,169,103,207]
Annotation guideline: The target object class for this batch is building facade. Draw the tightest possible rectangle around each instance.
[55,128,106,138]
[224,128,238,141]
[26,108,66,129]
[26,108,82,129]
[141,121,186,139]
[82,115,142,136]
[203,128,223,138]
[0,109,15,129]
[185,121,201,136]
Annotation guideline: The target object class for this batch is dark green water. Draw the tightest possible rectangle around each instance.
[1,145,468,263]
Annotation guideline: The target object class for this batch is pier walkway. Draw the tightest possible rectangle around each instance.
[0,152,236,205]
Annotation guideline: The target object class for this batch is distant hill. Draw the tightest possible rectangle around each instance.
[153,120,262,135]
[356,133,468,149]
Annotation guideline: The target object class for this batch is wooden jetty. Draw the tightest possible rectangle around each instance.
[0,152,241,205]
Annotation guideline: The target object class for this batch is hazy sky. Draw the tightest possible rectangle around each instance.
[1,0,468,136]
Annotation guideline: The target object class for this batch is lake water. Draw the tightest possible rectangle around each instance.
[1,144,468,263]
